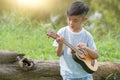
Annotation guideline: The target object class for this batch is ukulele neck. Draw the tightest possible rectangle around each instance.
[63,40,82,54]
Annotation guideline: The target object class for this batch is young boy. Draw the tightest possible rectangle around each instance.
[53,1,99,80]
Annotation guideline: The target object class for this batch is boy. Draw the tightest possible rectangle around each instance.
[53,1,99,80]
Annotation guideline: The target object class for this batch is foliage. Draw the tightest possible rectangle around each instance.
[87,0,120,39]
[0,0,120,62]
[0,12,58,60]
[0,11,120,62]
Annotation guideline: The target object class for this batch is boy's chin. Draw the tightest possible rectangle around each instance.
[69,26,75,29]
[70,26,78,30]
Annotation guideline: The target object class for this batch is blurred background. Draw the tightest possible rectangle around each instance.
[0,0,120,61]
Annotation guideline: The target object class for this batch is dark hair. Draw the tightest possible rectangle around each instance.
[67,1,89,17]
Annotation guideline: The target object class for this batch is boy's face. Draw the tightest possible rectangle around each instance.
[67,15,87,31]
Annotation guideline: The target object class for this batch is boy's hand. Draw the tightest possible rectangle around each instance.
[77,43,87,50]
[56,36,64,45]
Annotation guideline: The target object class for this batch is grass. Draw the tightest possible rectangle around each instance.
[0,11,120,62]
[96,38,120,62]
[0,20,58,60]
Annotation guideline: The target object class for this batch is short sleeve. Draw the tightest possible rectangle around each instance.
[87,35,97,50]
[53,40,58,47]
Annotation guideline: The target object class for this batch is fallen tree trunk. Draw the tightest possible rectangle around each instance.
[93,62,120,80]
[0,50,120,80]
[1,61,120,80]
[0,60,61,80]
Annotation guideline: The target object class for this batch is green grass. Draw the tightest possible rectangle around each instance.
[0,12,120,62]
[0,23,58,60]
[96,38,120,62]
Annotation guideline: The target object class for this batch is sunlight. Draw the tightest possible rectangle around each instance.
[17,0,53,12]
[18,0,47,8]
[18,0,37,5]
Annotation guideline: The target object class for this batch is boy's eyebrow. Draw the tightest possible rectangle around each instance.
[73,19,78,20]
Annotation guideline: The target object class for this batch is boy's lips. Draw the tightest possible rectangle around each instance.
[70,25,74,28]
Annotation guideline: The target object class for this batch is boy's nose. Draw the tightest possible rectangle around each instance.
[69,21,73,26]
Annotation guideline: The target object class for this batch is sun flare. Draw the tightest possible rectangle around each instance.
[18,0,47,7]
[18,0,39,5]
[18,0,52,11]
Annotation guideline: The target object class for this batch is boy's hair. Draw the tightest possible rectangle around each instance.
[67,1,89,17]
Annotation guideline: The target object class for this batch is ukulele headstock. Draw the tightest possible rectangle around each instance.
[46,30,59,39]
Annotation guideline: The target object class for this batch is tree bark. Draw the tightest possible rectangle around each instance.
[93,62,120,80]
[1,61,120,80]
[0,60,61,80]
[0,50,120,80]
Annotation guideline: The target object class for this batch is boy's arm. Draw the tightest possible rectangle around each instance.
[78,43,99,59]
[55,36,64,57]
[56,44,63,57]
[84,47,99,59]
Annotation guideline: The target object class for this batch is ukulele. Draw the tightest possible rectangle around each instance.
[46,30,98,73]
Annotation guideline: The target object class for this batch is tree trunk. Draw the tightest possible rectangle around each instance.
[0,50,120,80]
[1,61,120,80]
[93,62,120,80]
[0,60,61,80]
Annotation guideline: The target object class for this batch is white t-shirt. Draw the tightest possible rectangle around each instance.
[53,26,97,79]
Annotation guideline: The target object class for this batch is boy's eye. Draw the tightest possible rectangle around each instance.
[73,19,78,22]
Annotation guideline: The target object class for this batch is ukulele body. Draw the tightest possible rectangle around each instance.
[72,51,98,73]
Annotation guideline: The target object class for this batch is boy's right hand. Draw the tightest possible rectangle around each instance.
[56,36,64,45]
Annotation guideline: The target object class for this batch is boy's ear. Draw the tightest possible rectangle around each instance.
[83,17,88,22]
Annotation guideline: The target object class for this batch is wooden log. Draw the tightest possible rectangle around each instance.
[1,61,120,80]
[0,50,24,64]
[93,62,120,80]
[0,60,61,80]
[0,50,120,80]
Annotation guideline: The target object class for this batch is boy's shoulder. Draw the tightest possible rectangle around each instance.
[59,26,67,30]
[83,28,93,38]
[57,26,68,33]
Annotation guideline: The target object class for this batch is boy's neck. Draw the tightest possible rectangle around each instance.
[69,26,82,32]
